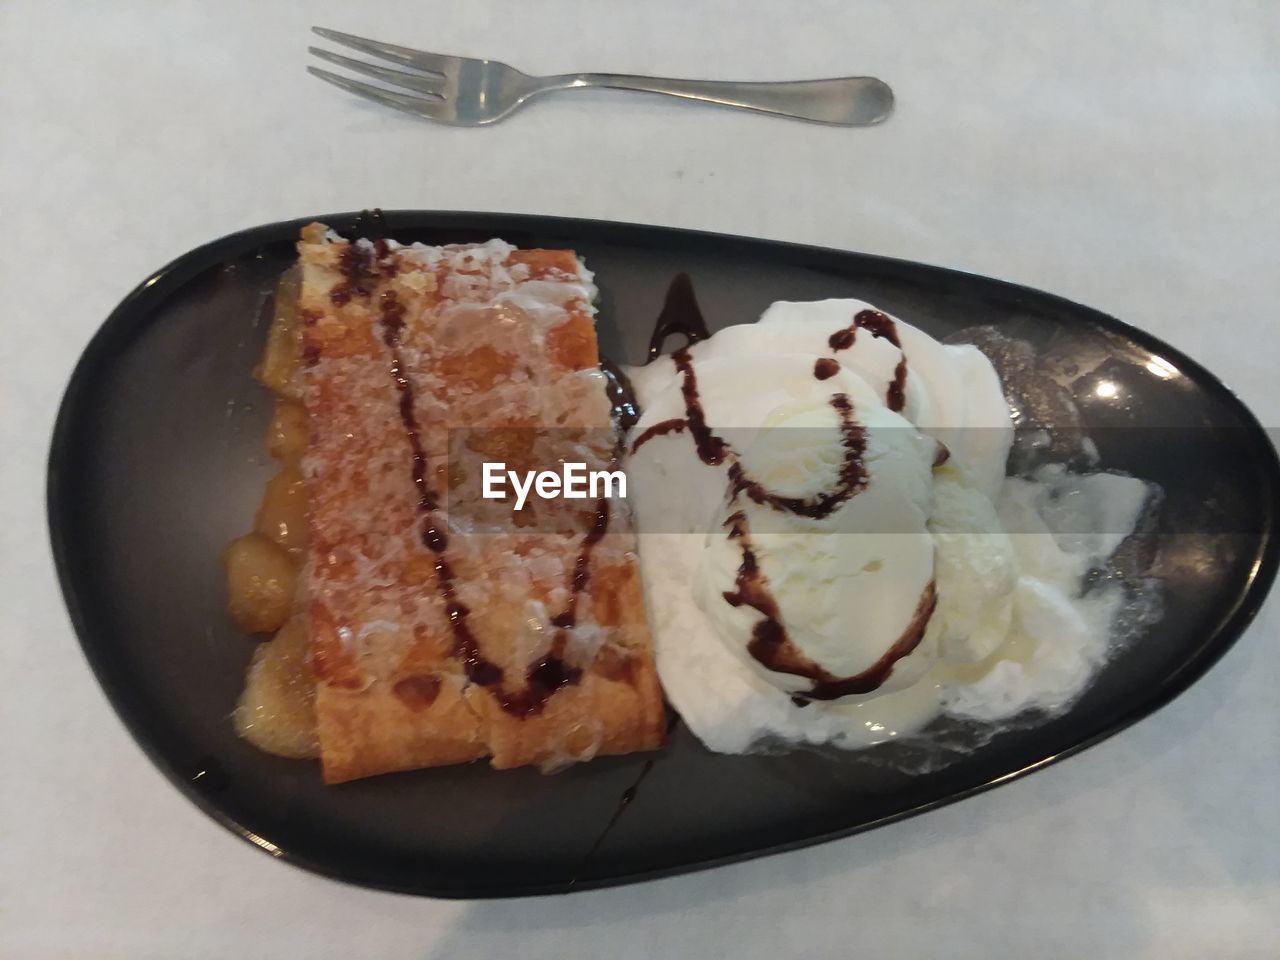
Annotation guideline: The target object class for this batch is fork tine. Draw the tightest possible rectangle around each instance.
[311,26,453,76]
[308,47,445,98]
[307,66,446,120]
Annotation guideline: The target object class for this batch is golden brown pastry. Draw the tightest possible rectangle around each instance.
[229,224,664,783]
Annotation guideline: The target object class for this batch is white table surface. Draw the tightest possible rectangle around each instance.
[3,1,1278,956]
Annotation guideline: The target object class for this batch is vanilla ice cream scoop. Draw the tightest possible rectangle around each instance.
[695,399,942,700]
[927,463,1019,663]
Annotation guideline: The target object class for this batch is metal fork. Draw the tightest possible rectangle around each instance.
[307,27,893,127]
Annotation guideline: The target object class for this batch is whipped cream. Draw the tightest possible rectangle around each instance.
[625,300,1156,756]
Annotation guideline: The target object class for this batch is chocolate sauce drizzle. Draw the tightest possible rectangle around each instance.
[599,358,640,432]
[329,238,400,307]
[330,243,375,306]
[352,207,391,240]
[630,417,687,453]
[633,274,715,457]
[828,308,909,413]
[498,504,613,715]
[813,358,840,381]
[628,342,728,457]
[376,288,500,689]
[828,308,901,351]
[886,358,908,413]
[647,272,710,360]
[722,510,937,702]
[726,394,868,521]
[672,347,729,465]
[340,239,607,716]
[550,500,610,630]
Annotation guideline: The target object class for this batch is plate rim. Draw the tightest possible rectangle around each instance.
[46,209,1280,898]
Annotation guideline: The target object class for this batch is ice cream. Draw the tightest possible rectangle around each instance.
[696,395,942,698]
[625,299,1155,755]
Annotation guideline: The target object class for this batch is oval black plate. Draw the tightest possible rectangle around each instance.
[49,211,1279,898]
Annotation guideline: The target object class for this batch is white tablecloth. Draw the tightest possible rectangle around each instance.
[3,2,1277,956]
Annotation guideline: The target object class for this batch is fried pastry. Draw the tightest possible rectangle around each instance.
[229,224,664,783]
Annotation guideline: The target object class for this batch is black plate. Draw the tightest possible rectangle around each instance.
[48,211,1280,897]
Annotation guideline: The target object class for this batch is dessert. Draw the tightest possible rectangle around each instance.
[625,296,1155,754]
[224,229,1157,777]
[226,225,665,783]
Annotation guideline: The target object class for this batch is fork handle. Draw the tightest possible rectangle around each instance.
[546,73,893,126]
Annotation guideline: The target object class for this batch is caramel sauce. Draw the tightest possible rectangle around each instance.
[392,674,442,710]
